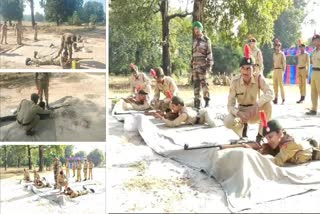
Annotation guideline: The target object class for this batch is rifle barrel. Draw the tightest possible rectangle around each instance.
[184,144,222,150]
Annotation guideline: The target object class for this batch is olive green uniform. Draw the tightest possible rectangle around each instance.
[310,48,320,112]
[152,76,178,111]
[192,35,213,107]
[272,51,286,100]
[16,99,51,131]
[224,74,273,137]
[53,159,61,188]
[297,52,310,97]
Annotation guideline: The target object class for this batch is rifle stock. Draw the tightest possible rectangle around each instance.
[184,140,261,151]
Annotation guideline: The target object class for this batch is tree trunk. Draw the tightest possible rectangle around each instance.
[4,146,7,171]
[30,0,35,28]
[27,145,32,170]
[39,146,44,172]
[193,0,205,24]
[160,0,171,76]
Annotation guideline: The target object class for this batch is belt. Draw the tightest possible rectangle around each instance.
[274,68,283,69]
[312,148,320,160]
[298,67,306,69]
[239,104,253,107]
[17,119,31,126]
[313,67,320,71]
[195,117,201,124]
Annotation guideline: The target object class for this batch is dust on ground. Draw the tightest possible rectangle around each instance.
[0,22,106,69]
[108,79,320,213]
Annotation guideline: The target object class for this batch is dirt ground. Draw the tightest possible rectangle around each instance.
[108,78,320,213]
[0,22,106,69]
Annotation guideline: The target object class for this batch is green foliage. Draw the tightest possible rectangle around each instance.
[64,145,74,159]
[75,151,87,160]
[71,11,81,26]
[83,1,105,23]
[40,0,83,25]
[87,149,105,167]
[0,0,24,21]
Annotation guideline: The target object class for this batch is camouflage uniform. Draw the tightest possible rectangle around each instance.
[224,74,273,137]
[16,99,51,131]
[0,22,8,44]
[53,159,61,188]
[152,76,178,111]
[192,35,213,108]
[35,73,49,105]
[272,50,286,102]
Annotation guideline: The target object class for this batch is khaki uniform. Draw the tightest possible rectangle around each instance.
[16,21,23,45]
[33,171,40,182]
[83,161,88,180]
[57,33,77,60]
[88,161,94,180]
[251,47,264,75]
[53,159,61,188]
[192,35,214,104]
[297,53,310,97]
[224,74,273,136]
[24,171,30,181]
[0,23,7,44]
[57,173,68,191]
[261,134,320,166]
[123,96,151,111]
[272,51,286,100]
[35,73,49,104]
[152,76,178,111]
[310,48,320,111]
[72,161,76,177]
[66,161,70,178]
[31,56,68,68]
[76,162,82,182]
[65,188,89,198]
[213,76,222,85]
[130,72,151,96]
[16,99,51,131]
[221,75,230,86]
[163,106,216,128]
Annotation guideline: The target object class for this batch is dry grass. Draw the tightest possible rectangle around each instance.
[0,167,52,180]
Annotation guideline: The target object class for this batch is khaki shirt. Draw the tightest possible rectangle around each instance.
[250,47,264,71]
[312,48,320,68]
[34,172,40,181]
[66,162,70,169]
[1,24,7,33]
[163,106,197,127]
[57,174,67,184]
[72,162,76,170]
[89,162,94,169]
[153,76,178,101]
[83,162,88,170]
[24,171,30,181]
[297,53,310,71]
[192,35,214,71]
[227,74,273,116]
[77,162,82,170]
[16,99,51,124]
[130,72,151,95]
[272,134,313,166]
[130,98,151,111]
[273,51,286,70]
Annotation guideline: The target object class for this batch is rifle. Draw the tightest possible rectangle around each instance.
[73,57,93,61]
[184,139,261,151]
[144,110,179,120]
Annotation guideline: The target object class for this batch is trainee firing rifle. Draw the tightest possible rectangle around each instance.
[184,139,261,151]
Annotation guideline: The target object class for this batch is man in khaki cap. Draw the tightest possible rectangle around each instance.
[296,43,310,104]
[88,159,94,180]
[272,40,286,104]
[128,63,151,97]
[76,159,82,182]
[224,45,273,144]
[83,159,88,181]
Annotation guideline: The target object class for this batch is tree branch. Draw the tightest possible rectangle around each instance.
[168,12,192,20]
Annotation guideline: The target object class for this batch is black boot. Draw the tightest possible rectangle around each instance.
[242,123,248,138]
[194,99,201,110]
[282,99,285,104]
[204,97,210,108]
[297,96,305,104]
[273,98,278,104]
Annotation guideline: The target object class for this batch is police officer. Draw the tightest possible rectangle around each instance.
[260,120,320,166]
[16,93,52,136]
[35,73,50,109]
[34,22,38,41]
[76,160,82,182]
[23,169,31,182]
[248,36,264,76]
[123,89,151,111]
[72,160,76,177]
[128,63,152,97]
[65,159,70,178]
[224,46,273,143]
[57,170,68,192]
[83,159,88,181]
[16,20,23,45]
[0,21,8,44]
[272,40,286,104]
[151,67,178,111]
[191,21,214,109]
[88,159,94,180]
[296,43,310,103]
[55,33,80,61]
[306,34,320,115]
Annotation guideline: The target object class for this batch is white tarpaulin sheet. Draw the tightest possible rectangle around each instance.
[129,114,320,212]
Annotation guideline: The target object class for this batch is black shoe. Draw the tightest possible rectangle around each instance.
[204,97,210,108]
[273,98,278,104]
[306,110,317,115]
[194,99,201,109]
[242,123,248,138]
[26,130,35,136]
[297,96,305,104]
[281,99,285,104]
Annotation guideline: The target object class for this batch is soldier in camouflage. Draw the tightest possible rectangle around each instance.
[53,157,61,189]
[191,21,214,109]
